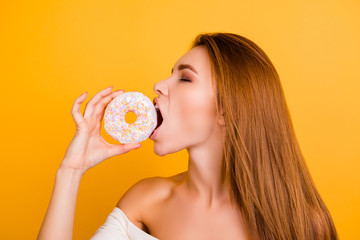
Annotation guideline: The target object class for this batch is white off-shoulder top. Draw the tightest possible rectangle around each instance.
[90,207,159,240]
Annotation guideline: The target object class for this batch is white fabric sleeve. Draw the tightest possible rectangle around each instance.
[90,207,131,240]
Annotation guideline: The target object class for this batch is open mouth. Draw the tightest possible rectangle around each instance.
[155,107,163,130]
[151,100,164,135]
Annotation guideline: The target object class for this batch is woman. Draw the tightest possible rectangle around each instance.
[37,32,338,240]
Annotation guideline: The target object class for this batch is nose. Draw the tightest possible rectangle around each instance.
[153,79,168,96]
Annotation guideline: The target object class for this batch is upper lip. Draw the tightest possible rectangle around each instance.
[153,98,162,115]
[153,98,164,131]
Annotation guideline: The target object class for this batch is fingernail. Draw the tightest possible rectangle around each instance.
[107,86,113,89]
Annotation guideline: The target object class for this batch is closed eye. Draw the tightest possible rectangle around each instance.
[179,79,191,82]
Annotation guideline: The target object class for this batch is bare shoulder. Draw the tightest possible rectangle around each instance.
[116,172,187,231]
[168,171,187,182]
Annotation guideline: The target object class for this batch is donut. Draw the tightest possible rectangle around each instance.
[104,91,157,144]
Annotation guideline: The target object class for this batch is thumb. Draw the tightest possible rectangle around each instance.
[107,142,142,158]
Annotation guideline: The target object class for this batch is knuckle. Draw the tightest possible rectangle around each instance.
[94,100,108,113]
[85,102,93,110]
[101,100,109,107]
[71,109,79,116]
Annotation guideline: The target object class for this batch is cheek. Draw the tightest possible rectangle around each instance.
[178,90,216,134]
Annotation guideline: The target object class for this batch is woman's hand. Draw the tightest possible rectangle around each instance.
[59,86,142,175]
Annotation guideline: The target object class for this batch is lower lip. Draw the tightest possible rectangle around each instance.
[150,124,162,140]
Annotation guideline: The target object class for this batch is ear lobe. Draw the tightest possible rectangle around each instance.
[218,113,225,126]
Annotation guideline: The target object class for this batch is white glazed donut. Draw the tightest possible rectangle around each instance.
[104,92,157,143]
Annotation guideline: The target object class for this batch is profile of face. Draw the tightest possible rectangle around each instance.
[152,46,225,156]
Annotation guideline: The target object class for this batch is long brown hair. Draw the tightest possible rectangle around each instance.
[190,33,338,240]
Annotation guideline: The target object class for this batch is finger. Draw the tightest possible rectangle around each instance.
[106,142,142,158]
[93,89,125,119]
[71,91,88,125]
[84,86,113,118]
[91,90,125,134]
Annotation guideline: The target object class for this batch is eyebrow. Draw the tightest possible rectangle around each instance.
[171,64,198,75]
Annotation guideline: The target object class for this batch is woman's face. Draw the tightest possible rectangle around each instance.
[152,46,224,156]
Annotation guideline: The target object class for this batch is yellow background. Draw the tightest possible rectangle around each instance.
[0,0,359,239]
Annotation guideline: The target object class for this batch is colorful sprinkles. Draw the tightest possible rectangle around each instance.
[104,92,157,143]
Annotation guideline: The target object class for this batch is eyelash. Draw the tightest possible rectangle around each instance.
[179,78,191,82]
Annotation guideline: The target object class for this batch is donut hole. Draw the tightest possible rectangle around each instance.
[125,111,137,124]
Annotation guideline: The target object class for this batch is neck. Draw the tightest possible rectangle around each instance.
[183,128,228,209]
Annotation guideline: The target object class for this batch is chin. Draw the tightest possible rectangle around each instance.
[153,143,167,157]
[153,142,186,157]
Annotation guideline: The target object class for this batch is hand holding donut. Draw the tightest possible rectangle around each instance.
[59,86,142,175]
